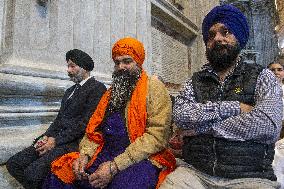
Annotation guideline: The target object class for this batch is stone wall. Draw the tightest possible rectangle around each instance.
[151,0,197,94]
[151,0,219,94]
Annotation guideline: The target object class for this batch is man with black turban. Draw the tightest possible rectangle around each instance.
[6,49,106,189]
[160,4,282,189]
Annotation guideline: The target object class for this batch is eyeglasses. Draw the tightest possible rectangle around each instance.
[270,68,283,72]
[114,58,134,66]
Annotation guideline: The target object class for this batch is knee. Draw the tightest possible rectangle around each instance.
[23,166,39,182]
[6,155,18,175]
[23,163,48,183]
[159,167,204,189]
[23,166,46,189]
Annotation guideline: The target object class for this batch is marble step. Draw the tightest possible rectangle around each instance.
[0,165,23,189]
[0,124,49,164]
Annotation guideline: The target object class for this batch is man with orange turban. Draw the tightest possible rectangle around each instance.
[42,37,176,189]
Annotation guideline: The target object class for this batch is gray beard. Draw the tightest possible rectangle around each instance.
[108,67,142,113]
[68,68,85,83]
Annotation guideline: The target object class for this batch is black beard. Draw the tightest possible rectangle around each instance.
[206,42,241,72]
[107,68,142,113]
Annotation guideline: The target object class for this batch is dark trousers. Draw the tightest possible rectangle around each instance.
[6,145,74,189]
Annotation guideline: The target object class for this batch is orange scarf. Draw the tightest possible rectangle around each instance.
[51,71,176,188]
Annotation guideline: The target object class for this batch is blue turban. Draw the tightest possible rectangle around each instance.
[202,4,249,49]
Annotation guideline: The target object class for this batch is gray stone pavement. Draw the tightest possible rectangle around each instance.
[0,166,23,189]
[0,124,48,189]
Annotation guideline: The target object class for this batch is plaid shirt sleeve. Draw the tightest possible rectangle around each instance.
[211,69,282,144]
[173,79,241,133]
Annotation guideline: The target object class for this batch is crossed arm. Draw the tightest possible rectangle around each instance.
[173,69,282,144]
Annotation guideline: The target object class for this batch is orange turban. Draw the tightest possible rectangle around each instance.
[112,37,145,66]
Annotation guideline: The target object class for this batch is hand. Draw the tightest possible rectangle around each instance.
[89,161,118,188]
[169,129,195,149]
[36,137,56,156]
[240,103,253,113]
[73,155,89,180]
[34,136,48,148]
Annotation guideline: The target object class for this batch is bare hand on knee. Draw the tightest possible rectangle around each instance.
[36,137,56,156]
[88,161,118,188]
[73,155,89,180]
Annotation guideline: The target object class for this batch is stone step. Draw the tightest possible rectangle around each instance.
[0,105,59,113]
[0,124,49,164]
[0,165,23,189]
[0,112,56,128]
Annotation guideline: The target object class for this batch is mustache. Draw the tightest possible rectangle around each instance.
[112,69,131,78]
[212,43,232,51]
[68,73,74,77]
[68,71,84,83]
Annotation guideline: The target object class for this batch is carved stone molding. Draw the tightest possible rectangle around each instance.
[173,0,186,11]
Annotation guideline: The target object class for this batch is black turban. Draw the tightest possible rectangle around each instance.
[66,49,94,71]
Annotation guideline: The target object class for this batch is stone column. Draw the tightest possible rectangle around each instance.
[0,0,152,187]
[221,0,279,66]
[150,0,200,95]
[276,0,284,54]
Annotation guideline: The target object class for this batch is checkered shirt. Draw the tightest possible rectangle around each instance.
[173,67,283,144]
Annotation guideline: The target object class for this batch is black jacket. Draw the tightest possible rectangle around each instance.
[44,77,106,148]
[183,62,276,180]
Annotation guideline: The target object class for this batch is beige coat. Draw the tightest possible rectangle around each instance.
[79,76,172,171]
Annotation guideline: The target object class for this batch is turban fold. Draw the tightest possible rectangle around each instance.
[66,49,94,71]
[112,37,145,66]
[202,4,249,49]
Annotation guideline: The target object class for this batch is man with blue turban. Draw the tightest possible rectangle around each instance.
[160,4,282,189]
